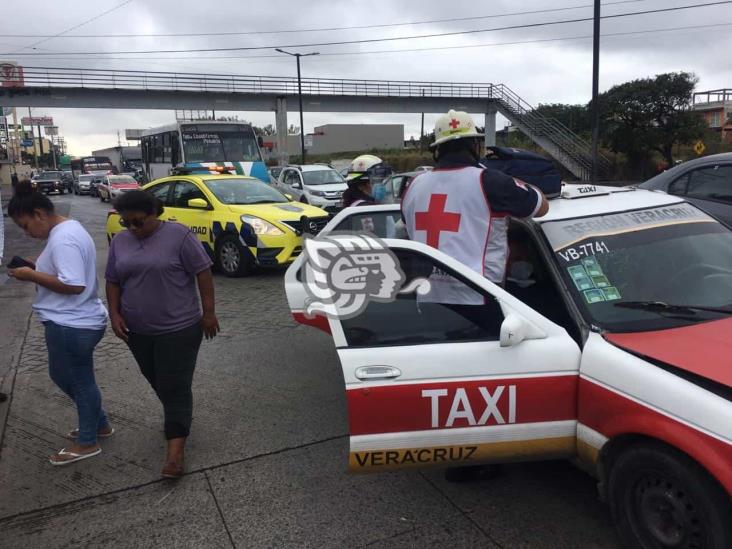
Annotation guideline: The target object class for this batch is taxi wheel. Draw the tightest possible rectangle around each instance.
[216,234,253,277]
[609,442,732,549]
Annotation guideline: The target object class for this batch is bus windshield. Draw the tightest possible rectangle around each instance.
[181,124,261,163]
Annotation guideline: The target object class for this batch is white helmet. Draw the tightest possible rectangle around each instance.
[430,109,484,148]
[346,154,383,182]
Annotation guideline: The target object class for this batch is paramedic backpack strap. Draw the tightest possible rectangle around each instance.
[482,146,562,198]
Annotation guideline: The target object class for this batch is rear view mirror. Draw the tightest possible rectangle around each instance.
[188,198,209,209]
[284,193,294,201]
[500,314,528,348]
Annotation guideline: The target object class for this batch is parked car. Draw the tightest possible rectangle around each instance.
[639,152,732,225]
[276,164,348,214]
[32,171,66,194]
[74,174,100,195]
[286,184,732,549]
[97,175,140,202]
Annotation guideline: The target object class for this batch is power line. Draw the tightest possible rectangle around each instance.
[10,0,134,52]
[20,21,732,63]
[0,0,649,39]
[3,1,729,56]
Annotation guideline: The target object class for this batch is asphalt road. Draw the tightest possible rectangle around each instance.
[0,191,621,548]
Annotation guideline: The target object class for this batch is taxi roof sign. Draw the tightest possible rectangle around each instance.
[560,183,634,200]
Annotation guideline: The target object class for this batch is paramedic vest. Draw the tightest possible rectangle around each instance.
[402,166,509,303]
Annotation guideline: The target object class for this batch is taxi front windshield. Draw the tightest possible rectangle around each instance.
[542,203,732,332]
[204,178,288,205]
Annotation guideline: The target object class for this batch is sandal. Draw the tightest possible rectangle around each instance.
[49,447,101,466]
[65,427,115,441]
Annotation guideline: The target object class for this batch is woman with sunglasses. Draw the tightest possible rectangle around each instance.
[105,190,219,478]
[7,180,110,466]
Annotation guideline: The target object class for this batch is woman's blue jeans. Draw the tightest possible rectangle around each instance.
[43,321,108,445]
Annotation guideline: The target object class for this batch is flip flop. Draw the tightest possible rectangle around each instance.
[49,447,102,466]
[65,427,115,441]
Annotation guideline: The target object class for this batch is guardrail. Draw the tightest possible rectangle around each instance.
[16,66,500,98]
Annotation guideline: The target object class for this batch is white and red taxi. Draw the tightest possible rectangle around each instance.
[285,184,732,548]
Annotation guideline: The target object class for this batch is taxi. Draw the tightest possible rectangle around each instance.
[284,184,732,548]
[107,170,330,276]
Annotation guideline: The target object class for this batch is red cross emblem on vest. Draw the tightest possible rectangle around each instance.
[415,194,462,248]
[448,118,460,129]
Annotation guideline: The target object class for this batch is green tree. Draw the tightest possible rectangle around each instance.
[535,103,590,135]
[595,72,706,167]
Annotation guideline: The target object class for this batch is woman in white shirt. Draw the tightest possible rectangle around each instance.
[8,181,110,466]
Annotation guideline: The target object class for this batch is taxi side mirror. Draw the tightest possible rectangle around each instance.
[284,193,294,201]
[188,198,209,209]
[500,314,528,348]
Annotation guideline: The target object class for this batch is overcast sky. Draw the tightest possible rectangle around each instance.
[2,0,731,156]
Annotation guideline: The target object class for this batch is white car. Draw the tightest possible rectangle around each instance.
[285,184,732,548]
[276,164,347,214]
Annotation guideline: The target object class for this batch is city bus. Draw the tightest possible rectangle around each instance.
[140,121,268,183]
[70,156,115,180]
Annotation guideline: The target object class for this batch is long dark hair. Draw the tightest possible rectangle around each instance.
[8,180,54,218]
[113,190,164,216]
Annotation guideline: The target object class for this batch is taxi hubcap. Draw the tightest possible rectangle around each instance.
[220,242,240,273]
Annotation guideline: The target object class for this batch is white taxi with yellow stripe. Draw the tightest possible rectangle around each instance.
[285,184,732,548]
[107,172,330,276]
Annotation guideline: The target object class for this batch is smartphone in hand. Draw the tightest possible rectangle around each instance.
[7,256,35,269]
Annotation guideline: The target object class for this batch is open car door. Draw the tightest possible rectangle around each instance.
[301,236,582,472]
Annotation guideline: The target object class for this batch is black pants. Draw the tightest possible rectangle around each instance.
[127,323,203,440]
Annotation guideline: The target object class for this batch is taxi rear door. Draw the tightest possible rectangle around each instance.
[324,238,581,472]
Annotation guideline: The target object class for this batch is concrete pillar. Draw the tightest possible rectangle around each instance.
[275,97,288,166]
[484,106,497,148]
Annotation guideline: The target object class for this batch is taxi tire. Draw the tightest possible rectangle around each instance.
[608,442,732,549]
[216,234,253,278]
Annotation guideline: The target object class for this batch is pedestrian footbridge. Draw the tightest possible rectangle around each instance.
[0,66,609,179]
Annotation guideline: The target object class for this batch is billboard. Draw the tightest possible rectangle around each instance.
[0,62,24,88]
[21,116,54,126]
[44,125,58,136]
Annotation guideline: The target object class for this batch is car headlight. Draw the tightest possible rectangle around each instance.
[240,215,285,236]
[309,190,326,197]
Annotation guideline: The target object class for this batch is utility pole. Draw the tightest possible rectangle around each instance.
[590,0,601,184]
[276,49,319,164]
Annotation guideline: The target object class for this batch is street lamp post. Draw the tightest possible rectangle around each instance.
[276,49,319,164]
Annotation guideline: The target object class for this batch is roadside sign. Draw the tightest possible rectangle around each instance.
[44,125,58,136]
[0,62,23,88]
[694,140,705,155]
[21,138,33,147]
[21,116,53,126]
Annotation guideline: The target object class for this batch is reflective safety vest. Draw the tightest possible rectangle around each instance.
[402,166,509,302]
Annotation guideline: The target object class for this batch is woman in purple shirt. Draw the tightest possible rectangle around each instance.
[106,190,219,479]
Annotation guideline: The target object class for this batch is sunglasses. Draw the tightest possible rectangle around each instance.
[120,218,146,229]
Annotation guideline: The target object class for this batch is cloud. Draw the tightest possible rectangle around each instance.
[3,0,730,155]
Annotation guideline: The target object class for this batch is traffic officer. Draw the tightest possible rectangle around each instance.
[402,109,549,289]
